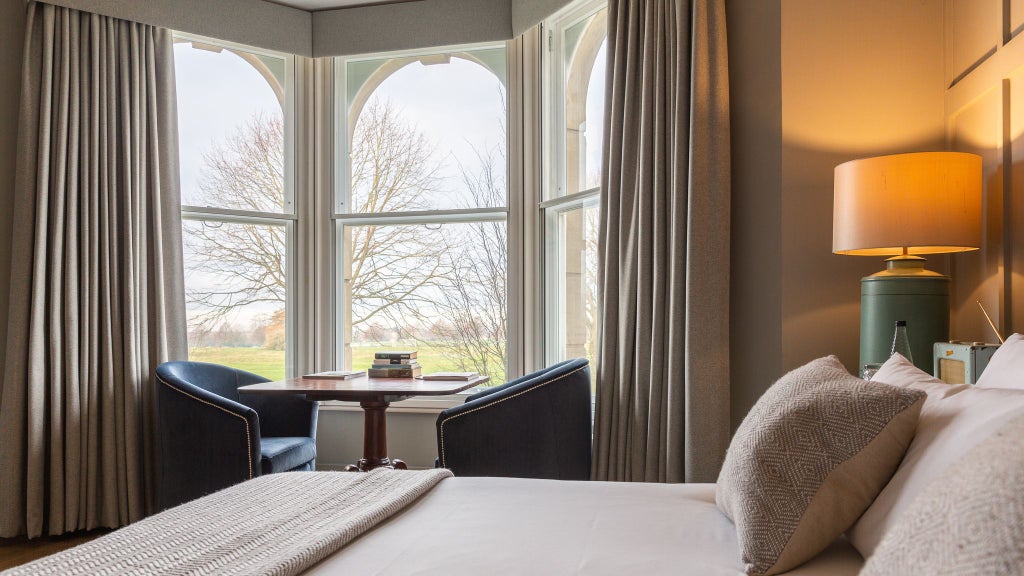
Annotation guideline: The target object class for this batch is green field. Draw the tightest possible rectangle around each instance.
[188,344,505,384]
[188,347,289,381]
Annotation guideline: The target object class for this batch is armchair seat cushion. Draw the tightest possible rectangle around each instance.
[260,437,317,475]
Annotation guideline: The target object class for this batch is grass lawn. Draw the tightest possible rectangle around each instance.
[188,344,506,384]
[188,347,288,381]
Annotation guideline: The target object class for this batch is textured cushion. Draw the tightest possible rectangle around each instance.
[260,437,317,475]
[848,384,1024,559]
[716,356,925,576]
[860,414,1024,575]
[974,332,1024,390]
[870,352,969,401]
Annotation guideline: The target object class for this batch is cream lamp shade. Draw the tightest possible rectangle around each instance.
[833,152,982,256]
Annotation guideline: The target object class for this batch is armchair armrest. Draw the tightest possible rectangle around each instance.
[437,359,592,480]
[463,359,577,403]
[155,372,261,510]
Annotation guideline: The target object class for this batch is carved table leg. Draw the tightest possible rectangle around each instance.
[344,400,407,471]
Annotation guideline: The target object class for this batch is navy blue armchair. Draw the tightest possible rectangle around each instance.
[155,361,318,510]
[436,358,592,480]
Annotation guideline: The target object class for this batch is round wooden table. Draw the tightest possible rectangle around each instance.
[239,375,489,471]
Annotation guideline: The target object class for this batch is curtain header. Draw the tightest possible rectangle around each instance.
[36,0,577,57]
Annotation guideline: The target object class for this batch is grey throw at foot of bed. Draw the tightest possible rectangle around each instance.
[3,469,452,576]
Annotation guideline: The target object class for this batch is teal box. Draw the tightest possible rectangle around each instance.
[860,275,950,374]
[933,342,998,384]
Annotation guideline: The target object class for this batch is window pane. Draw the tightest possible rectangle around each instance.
[551,202,600,373]
[344,48,507,212]
[175,42,288,213]
[563,9,608,196]
[183,219,287,381]
[339,221,507,384]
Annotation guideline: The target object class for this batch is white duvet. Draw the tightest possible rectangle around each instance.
[305,477,863,575]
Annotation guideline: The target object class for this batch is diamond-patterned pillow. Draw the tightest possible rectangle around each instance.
[716,356,925,575]
[860,413,1024,575]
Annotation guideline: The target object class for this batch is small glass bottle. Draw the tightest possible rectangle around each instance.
[890,320,913,364]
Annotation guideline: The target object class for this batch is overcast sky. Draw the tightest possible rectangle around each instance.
[357,56,507,210]
[174,44,508,211]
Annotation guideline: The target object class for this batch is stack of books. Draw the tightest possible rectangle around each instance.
[368,351,421,378]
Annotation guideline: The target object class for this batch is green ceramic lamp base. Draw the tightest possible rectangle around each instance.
[860,263,949,375]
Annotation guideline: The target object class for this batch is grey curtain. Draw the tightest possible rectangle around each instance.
[0,2,185,537]
[591,0,730,483]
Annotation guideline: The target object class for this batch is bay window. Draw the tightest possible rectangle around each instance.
[171,0,606,388]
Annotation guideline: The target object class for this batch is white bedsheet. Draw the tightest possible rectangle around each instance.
[304,477,863,575]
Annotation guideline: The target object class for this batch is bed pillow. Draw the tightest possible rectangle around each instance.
[860,413,1024,575]
[974,332,1024,390]
[848,383,1024,559]
[870,352,969,401]
[716,356,925,576]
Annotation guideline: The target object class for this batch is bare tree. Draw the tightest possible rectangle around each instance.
[185,101,449,334]
[419,144,508,381]
[346,101,452,329]
[184,114,286,330]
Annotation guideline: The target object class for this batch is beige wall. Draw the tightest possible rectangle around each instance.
[945,0,1024,341]
[779,0,946,372]
[0,0,26,409]
[726,0,946,426]
[726,0,783,429]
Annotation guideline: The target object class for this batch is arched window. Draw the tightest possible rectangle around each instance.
[174,36,294,381]
[563,10,607,197]
[335,44,509,383]
[544,2,608,382]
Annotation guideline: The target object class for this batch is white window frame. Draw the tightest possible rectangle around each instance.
[329,41,517,385]
[542,195,601,363]
[541,0,607,367]
[542,0,607,202]
[174,33,301,378]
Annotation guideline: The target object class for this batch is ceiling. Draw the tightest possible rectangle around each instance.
[267,0,414,11]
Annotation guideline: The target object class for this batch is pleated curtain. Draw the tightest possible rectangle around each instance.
[591,0,730,483]
[0,2,186,537]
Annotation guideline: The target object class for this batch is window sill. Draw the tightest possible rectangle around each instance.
[318,389,479,414]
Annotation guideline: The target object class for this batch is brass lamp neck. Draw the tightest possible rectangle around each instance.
[869,249,945,277]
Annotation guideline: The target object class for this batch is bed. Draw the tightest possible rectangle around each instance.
[2,470,863,576]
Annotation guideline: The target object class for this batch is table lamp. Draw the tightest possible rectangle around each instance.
[833,151,982,373]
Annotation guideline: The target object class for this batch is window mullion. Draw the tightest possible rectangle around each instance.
[334,208,507,226]
[181,210,294,226]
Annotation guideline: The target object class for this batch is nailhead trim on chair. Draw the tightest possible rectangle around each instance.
[438,364,588,468]
[157,375,255,480]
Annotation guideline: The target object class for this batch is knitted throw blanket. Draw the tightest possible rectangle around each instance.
[4,469,453,576]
